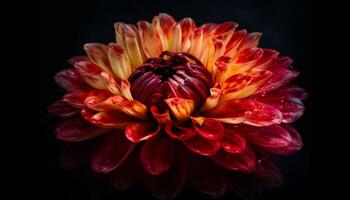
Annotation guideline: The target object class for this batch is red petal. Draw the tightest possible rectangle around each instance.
[210,144,256,173]
[125,123,160,143]
[60,140,97,170]
[221,128,247,154]
[141,135,174,175]
[112,150,143,190]
[194,118,224,140]
[144,145,187,199]
[258,68,299,93]
[62,92,89,108]
[254,48,279,69]
[235,124,292,148]
[183,134,221,156]
[91,132,135,173]
[54,69,91,92]
[48,100,79,117]
[56,116,110,142]
[263,125,303,155]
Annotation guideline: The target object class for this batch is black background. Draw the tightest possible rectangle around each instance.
[39,0,312,199]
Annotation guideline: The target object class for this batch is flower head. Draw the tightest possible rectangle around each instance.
[49,13,307,198]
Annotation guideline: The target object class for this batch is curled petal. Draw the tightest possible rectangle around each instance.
[56,116,110,142]
[84,90,115,111]
[120,80,133,100]
[100,72,121,95]
[138,21,163,57]
[200,87,222,112]
[263,125,303,155]
[210,144,256,173]
[125,123,160,143]
[165,98,194,121]
[84,43,112,74]
[183,134,221,156]
[62,92,88,108]
[235,124,292,148]
[221,128,247,154]
[48,100,79,117]
[112,96,148,120]
[54,69,91,92]
[91,132,135,173]
[141,135,174,175]
[194,118,224,140]
[108,43,132,80]
[150,106,171,124]
[165,122,197,141]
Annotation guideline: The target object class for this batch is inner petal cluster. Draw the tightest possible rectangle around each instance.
[128,51,212,109]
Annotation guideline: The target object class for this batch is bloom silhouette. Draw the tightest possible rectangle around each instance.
[49,13,306,198]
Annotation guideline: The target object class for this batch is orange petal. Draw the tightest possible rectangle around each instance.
[168,23,182,52]
[100,72,121,95]
[84,43,112,74]
[73,60,107,90]
[81,109,138,129]
[120,80,133,100]
[152,13,176,50]
[108,43,132,80]
[179,18,196,51]
[125,123,160,143]
[212,56,231,85]
[226,47,264,76]
[188,28,203,59]
[150,106,171,124]
[224,29,247,57]
[165,98,194,121]
[112,96,148,120]
[238,32,262,52]
[207,38,225,73]
[138,21,163,57]
[84,90,116,111]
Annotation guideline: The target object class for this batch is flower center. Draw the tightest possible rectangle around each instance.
[128,51,212,109]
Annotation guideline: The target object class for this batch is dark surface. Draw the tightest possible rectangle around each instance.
[39,0,312,199]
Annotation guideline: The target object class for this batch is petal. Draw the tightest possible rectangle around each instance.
[137,21,163,57]
[165,122,197,141]
[263,125,303,155]
[125,123,160,143]
[225,29,247,57]
[165,98,194,121]
[200,87,223,112]
[81,108,139,129]
[141,135,174,175]
[48,100,79,117]
[203,100,248,124]
[235,124,292,148]
[152,13,176,50]
[84,90,116,111]
[56,116,110,142]
[183,134,221,156]
[54,69,91,92]
[100,72,121,95]
[112,150,143,190]
[227,47,264,76]
[62,92,89,108]
[254,48,279,69]
[194,118,224,140]
[168,23,182,52]
[111,95,148,120]
[84,43,112,74]
[258,69,299,93]
[91,132,136,173]
[144,145,187,199]
[107,43,132,80]
[114,23,145,68]
[179,17,196,51]
[221,128,247,154]
[188,28,204,59]
[238,32,262,51]
[210,144,256,173]
[150,106,171,124]
[73,59,108,90]
[223,69,272,100]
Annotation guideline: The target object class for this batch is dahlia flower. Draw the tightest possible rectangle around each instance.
[49,13,307,198]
